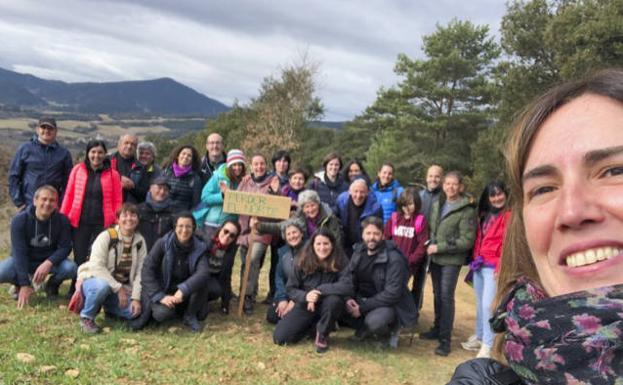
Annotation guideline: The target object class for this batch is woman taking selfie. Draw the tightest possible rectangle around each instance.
[449,70,623,383]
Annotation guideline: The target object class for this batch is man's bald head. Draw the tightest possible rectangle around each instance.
[206,133,225,162]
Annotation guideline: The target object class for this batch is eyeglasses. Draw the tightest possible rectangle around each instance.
[222,228,238,239]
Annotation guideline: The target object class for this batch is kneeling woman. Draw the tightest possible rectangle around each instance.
[75,203,146,333]
[132,212,210,332]
[273,229,352,353]
[204,219,240,315]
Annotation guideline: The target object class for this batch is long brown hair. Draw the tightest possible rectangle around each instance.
[494,68,623,359]
[297,228,346,275]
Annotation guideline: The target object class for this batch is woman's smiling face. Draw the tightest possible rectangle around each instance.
[522,94,623,296]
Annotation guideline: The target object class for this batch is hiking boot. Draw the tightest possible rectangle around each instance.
[315,332,329,353]
[80,317,101,334]
[476,344,491,358]
[183,316,202,333]
[8,285,18,300]
[434,340,451,356]
[350,328,370,342]
[243,296,254,315]
[419,328,439,340]
[461,334,482,351]
[44,280,61,301]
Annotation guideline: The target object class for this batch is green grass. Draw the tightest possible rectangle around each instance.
[0,265,478,385]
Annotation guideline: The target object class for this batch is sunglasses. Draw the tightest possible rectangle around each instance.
[222,228,238,239]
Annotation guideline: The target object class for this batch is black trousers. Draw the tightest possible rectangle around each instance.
[411,258,428,311]
[273,295,344,345]
[73,223,104,265]
[430,262,461,342]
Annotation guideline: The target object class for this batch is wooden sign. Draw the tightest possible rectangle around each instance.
[223,190,291,220]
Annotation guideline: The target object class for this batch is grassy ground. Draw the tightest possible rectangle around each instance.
[0,256,478,385]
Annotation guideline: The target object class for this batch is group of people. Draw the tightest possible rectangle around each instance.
[4,68,623,383]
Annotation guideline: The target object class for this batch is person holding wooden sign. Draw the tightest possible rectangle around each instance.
[236,154,281,315]
[273,228,352,353]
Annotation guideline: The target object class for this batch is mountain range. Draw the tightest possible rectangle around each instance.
[0,67,230,117]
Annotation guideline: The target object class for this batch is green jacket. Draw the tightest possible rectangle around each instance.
[429,195,477,266]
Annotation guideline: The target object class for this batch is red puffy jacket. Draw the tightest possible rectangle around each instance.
[472,210,510,270]
[60,162,122,228]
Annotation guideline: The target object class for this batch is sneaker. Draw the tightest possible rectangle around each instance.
[419,328,439,340]
[461,334,482,351]
[183,316,202,333]
[8,285,18,300]
[434,340,451,356]
[243,296,254,315]
[350,328,370,342]
[220,304,229,315]
[388,329,400,349]
[476,344,491,358]
[80,317,101,334]
[315,332,329,353]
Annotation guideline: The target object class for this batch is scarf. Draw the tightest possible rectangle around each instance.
[252,172,271,184]
[146,191,171,212]
[172,162,192,178]
[491,277,623,384]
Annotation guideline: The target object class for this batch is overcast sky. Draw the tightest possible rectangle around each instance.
[0,0,507,120]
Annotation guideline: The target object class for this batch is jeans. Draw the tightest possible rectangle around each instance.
[239,243,268,299]
[411,259,428,310]
[80,277,134,320]
[430,262,461,342]
[473,267,496,347]
[0,257,77,286]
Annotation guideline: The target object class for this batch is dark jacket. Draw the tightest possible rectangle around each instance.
[286,260,353,304]
[9,136,73,208]
[419,187,442,223]
[274,243,303,303]
[137,199,175,251]
[447,358,523,385]
[348,240,417,327]
[141,231,209,303]
[199,152,226,185]
[204,238,237,305]
[10,206,73,286]
[110,152,149,203]
[162,166,203,212]
[429,195,477,266]
[336,191,383,252]
[308,174,349,213]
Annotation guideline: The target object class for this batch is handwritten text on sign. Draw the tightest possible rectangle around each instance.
[223,190,291,220]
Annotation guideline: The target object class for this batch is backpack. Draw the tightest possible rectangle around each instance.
[106,227,142,265]
[390,211,424,236]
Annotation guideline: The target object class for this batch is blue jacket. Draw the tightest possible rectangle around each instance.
[274,243,303,303]
[308,175,349,213]
[193,163,239,228]
[371,179,404,224]
[9,136,73,207]
[140,231,209,303]
[10,206,73,286]
[336,191,383,251]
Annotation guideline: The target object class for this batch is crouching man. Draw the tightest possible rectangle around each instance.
[345,216,417,348]
[0,185,76,308]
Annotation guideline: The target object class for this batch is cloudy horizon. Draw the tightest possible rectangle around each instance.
[0,1,507,121]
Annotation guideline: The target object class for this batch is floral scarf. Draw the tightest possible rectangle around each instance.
[492,277,623,384]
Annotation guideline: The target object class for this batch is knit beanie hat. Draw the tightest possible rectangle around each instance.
[280,217,306,240]
[298,189,321,207]
[227,149,246,168]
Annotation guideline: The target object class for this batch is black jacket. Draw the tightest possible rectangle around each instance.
[137,201,175,251]
[141,231,209,303]
[348,240,418,327]
[162,166,203,212]
[287,261,353,304]
[447,359,523,385]
[204,238,237,305]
